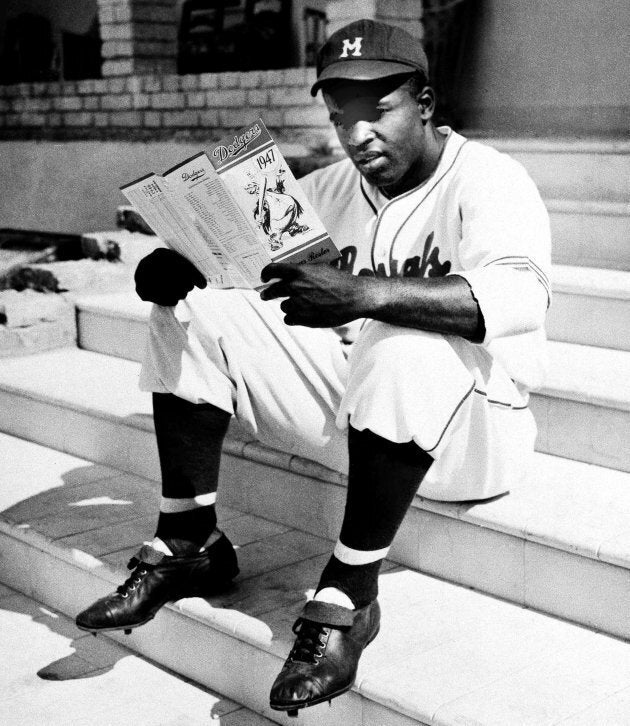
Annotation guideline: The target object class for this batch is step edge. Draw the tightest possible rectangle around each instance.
[552,284,630,300]
[77,303,150,324]
[551,265,630,299]
[552,286,630,301]
[0,379,157,428]
[533,386,630,412]
[546,199,630,216]
[462,136,630,155]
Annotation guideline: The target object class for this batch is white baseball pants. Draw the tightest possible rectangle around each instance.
[139,287,537,501]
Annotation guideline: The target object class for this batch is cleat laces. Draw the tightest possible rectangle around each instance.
[288,619,330,664]
[115,562,153,599]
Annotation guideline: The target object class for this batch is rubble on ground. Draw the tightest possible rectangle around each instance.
[0,289,76,357]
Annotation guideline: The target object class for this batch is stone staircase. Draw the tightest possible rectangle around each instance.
[1,137,630,724]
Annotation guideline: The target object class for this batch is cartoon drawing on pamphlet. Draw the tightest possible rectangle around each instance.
[245,167,310,252]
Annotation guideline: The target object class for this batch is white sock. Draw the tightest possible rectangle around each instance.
[149,536,174,556]
[314,587,355,610]
[150,527,222,555]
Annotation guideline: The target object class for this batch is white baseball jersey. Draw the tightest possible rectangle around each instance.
[300,127,552,391]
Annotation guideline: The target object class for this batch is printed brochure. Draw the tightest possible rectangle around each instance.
[120,118,339,289]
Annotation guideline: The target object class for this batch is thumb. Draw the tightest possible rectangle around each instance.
[192,266,207,289]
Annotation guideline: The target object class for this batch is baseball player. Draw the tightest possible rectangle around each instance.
[75,19,551,716]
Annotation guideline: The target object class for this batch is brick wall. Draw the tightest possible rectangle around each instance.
[97,0,179,77]
[0,68,333,152]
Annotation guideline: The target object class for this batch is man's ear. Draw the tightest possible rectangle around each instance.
[417,86,436,121]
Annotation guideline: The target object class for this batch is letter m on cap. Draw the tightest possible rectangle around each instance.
[340,36,363,58]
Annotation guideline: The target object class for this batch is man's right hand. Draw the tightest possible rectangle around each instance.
[134,248,207,306]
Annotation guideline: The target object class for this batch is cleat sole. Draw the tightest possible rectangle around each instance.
[270,683,353,714]
[76,615,155,634]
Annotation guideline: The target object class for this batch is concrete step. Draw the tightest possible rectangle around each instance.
[480,136,630,205]
[1,352,630,640]
[547,199,630,270]
[3,432,630,725]
[0,582,275,726]
[73,296,630,472]
[76,291,151,363]
[548,265,630,351]
[532,342,630,471]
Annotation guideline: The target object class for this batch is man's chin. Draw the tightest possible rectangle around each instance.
[355,162,397,189]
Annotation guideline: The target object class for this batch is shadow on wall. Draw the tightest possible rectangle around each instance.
[422,0,482,130]
[0,10,101,84]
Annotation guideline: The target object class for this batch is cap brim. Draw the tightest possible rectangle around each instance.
[310,59,417,96]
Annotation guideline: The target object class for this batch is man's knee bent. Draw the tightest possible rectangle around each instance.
[346,321,455,390]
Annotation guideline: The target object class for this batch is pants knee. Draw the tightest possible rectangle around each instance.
[347,322,450,390]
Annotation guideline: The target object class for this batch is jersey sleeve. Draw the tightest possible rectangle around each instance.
[452,151,552,343]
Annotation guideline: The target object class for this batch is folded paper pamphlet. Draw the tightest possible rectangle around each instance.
[120,118,340,289]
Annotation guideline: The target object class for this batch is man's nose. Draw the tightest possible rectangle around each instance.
[346,120,375,149]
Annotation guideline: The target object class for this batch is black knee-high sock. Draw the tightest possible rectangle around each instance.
[152,393,231,555]
[317,426,433,607]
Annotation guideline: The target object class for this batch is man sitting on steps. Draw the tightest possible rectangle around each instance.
[75,19,551,716]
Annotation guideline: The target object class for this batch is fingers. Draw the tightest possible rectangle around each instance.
[192,266,207,289]
[260,263,303,301]
[260,280,291,300]
[279,298,293,314]
[260,262,301,284]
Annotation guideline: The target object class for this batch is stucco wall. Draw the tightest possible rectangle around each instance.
[458,0,630,135]
[0,138,335,234]
[0,141,211,233]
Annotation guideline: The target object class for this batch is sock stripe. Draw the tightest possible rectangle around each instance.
[159,493,217,513]
[334,540,390,566]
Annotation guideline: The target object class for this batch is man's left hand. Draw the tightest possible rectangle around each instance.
[260,263,376,327]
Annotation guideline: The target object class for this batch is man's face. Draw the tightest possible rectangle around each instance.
[323,76,428,196]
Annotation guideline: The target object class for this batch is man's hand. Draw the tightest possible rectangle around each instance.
[260,263,377,327]
[135,248,206,306]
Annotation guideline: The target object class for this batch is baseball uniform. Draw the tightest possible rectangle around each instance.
[140,127,551,501]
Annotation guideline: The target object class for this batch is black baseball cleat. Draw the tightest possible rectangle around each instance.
[75,532,238,635]
[269,599,381,717]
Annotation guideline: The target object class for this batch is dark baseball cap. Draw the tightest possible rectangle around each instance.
[310,18,429,96]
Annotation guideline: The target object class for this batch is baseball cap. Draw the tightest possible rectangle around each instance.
[310,18,429,97]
